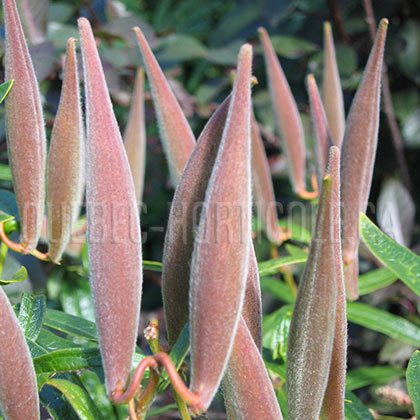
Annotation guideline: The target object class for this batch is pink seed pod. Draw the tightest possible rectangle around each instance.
[189,44,253,408]
[0,287,39,420]
[341,19,388,301]
[322,146,347,420]
[123,67,146,207]
[78,17,142,398]
[3,0,46,252]
[222,318,284,420]
[162,95,231,347]
[322,22,345,147]
[306,74,333,190]
[251,114,284,245]
[286,147,341,420]
[47,38,85,263]
[133,27,196,184]
[258,27,306,195]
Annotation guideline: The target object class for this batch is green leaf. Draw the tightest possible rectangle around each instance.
[346,366,405,391]
[60,276,95,322]
[0,164,12,181]
[146,404,178,418]
[40,380,79,420]
[360,214,420,297]
[347,302,420,346]
[262,347,286,380]
[0,189,19,221]
[407,350,420,418]
[258,253,307,276]
[345,391,375,420]
[265,35,319,59]
[36,328,79,352]
[358,267,398,295]
[0,266,27,285]
[154,34,208,63]
[0,80,13,104]
[278,219,312,243]
[18,293,46,341]
[46,378,104,420]
[260,276,295,303]
[44,308,97,341]
[143,260,163,272]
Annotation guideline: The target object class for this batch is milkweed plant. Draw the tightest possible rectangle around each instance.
[0,0,419,419]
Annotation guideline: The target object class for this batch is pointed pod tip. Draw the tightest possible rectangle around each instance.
[326,145,340,174]
[324,21,332,32]
[239,43,253,59]
[306,73,316,86]
[257,27,268,37]
[67,37,77,46]
[77,17,90,30]
[380,18,389,27]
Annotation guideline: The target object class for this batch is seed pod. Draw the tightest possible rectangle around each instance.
[133,27,195,184]
[222,318,284,420]
[322,146,347,420]
[341,19,388,300]
[78,17,142,397]
[251,114,284,245]
[3,0,46,252]
[189,44,253,408]
[286,147,340,420]
[258,27,306,195]
[322,22,345,147]
[0,287,39,420]
[162,95,231,347]
[123,67,146,207]
[47,38,85,263]
[306,74,333,190]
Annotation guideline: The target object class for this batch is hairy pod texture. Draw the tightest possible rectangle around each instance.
[162,95,231,347]
[3,0,46,252]
[189,44,253,408]
[251,114,283,245]
[286,148,340,420]
[78,17,142,397]
[258,27,306,194]
[341,19,388,301]
[321,146,347,420]
[307,74,333,191]
[133,27,195,184]
[0,287,39,420]
[322,22,345,147]
[47,38,85,263]
[123,67,146,206]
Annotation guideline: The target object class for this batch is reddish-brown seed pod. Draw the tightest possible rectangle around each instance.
[3,0,46,252]
[133,27,195,184]
[322,22,345,147]
[47,38,85,263]
[189,44,253,408]
[123,67,146,206]
[251,114,284,245]
[322,146,347,420]
[258,27,306,195]
[341,19,388,301]
[162,95,231,347]
[286,147,341,420]
[0,287,39,420]
[307,74,333,190]
[78,17,142,397]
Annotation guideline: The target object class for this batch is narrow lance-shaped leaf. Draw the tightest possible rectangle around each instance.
[307,73,333,190]
[322,146,347,420]
[47,38,85,263]
[341,19,388,300]
[189,44,253,408]
[251,113,284,244]
[162,95,231,347]
[258,27,306,195]
[322,21,345,147]
[0,287,39,419]
[287,148,340,420]
[78,17,142,398]
[133,27,195,184]
[3,0,46,251]
[123,67,146,207]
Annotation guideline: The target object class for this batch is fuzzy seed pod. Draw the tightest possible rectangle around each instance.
[307,74,333,190]
[123,67,146,206]
[78,17,142,397]
[3,0,46,252]
[0,287,39,420]
[133,27,195,184]
[162,95,231,347]
[322,22,345,147]
[189,44,253,408]
[341,19,388,300]
[47,38,85,263]
[286,147,341,420]
[258,27,306,195]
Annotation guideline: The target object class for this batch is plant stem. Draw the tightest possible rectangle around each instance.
[0,241,8,279]
[173,388,192,420]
